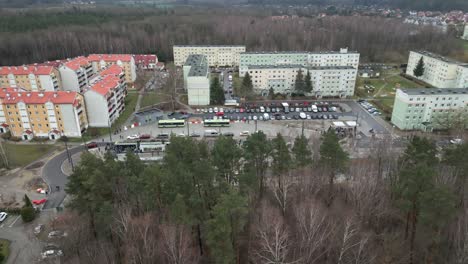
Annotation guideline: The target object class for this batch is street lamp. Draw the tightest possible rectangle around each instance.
[62,136,74,171]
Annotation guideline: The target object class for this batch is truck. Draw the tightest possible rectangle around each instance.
[281,102,289,113]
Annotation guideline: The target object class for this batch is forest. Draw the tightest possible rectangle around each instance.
[0,7,464,66]
[54,131,468,263]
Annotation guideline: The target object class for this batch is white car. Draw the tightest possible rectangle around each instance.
[41,249,63,259]
[214,107,218,112]
[450,138,463,145]
[299,112,307,119]
[208,108,213,113]
[48,230,68,239]
[127,134,139,140]
[0,212,7,222]
[253,116,258,121]
[240,131,250,136]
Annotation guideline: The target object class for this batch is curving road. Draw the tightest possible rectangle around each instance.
[42,145,85,209]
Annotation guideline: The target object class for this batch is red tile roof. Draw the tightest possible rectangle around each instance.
[133,54,158,66]
[64,56,90,71]
[90,75,121,96]
[33,60,66,68]
[87,54,133,62]
[0,89,78,105]
[100,64,123,77]
[0,65,54,76]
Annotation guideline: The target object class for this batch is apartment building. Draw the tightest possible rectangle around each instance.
[59,56,96,93]
[0,66,62,92]
[87,54,136,84]
[462,24,468,41]
[455,65,468,88]
[183,55,210,106]
[174,45,246,67]
[239,48,360,77]
[0,88,88,139]
[133,54,158,70]
[310,66,357,97]
[405,51,468,88]
[391,88,468,131]
[84,74,127,127]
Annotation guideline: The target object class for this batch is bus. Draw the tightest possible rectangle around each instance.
[204,119,230,127]
[114,142,138,154]
[158,119,185,128]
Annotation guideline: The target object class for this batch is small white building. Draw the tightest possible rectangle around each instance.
[183,55,210,106]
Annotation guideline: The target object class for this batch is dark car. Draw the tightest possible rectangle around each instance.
[223,132,234,137]
[86,142,98,149]
[293,115,299,120]
[139,134,151,139]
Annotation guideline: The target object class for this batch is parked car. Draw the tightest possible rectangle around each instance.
[48,230,68,239]
[86,142,98,149]
[127,135,139,140]
[240,131,250,136]
[41,249,63,259]
[34,224,45,235]
[139,134,151,139]
[0,212,7,222]
[32,199,47,205]
[190,132,201,138]
[223,132,234,137]
[450,138,463,145]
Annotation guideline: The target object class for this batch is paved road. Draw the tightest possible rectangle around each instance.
[42,146,85,209]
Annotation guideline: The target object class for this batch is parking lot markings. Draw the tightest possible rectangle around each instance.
[9,215,21,227]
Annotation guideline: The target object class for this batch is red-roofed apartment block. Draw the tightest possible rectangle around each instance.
[59,56,96,93]
[133,54,158,70]
[0,65,62,92]
[0,88,88,140]
[83,74,127,127]
[87,54,136,84]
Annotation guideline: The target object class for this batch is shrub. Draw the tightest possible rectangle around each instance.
[9,136,22,142]
[1,131,11,140]
[20,206,35,222]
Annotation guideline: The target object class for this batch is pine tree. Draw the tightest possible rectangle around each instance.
[292,135,312,167]
[268,87,275,99]
[294,69,305,93]
[413,57,425,77]
[304,70,312,93]
[241,72,253,97]
[210,76,224,105]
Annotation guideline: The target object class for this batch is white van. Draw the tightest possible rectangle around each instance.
[204,130,219,137]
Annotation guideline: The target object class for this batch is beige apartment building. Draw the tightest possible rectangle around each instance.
[0,66,62,92]
[173,45,246,67]
[0,88,88,139]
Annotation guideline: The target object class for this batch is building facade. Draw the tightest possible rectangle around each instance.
[87,54,137,84]
[84,74,127,127]
[183,55,210,106]
[59,56,95,93]
[174,45,246,67]
[239,48,360,77]
[391,88,468,131]
[463,24,468,41]
[405,51,468,88]
[0,88,88,139]
[0,66,62,92]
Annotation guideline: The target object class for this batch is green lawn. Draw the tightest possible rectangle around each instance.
[140,92,171,108]
[0,239,9,264]
[3,143,61,168]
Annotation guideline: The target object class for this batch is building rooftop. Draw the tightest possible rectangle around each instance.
[87,54,133,62]
[400,88,468,96]
[133,54,158,66]
[413,50,462,65]
[185,54,208,77]
[174,45,245,48]
[0,89,78,104]
[100,64,123,77]
[0,65,55,76]
[63,56,90,71]
[89,75,121,96]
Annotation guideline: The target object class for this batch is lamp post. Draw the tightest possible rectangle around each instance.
[62,136,74,171]
[107,118,113,143]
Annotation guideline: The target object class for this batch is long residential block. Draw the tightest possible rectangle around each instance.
[391,88,468,131]
[87,54,137,84]
[406,51,468,88]
[0,65,62,92]
[174,45,246,67]
[183,54,210,106]
[0,88,88,139]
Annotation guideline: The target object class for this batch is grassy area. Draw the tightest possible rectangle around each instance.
[140,92,171,108]
[2,142,60,168]
[82,91,139,139]
[0,239,9,264]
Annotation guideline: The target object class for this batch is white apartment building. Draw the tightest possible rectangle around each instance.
[462,24,468,41]
[455,65,468,88]
[239,48,360,77]
[59,56,95,93]
[391,88,468,131]
[247,65,357,97]
[84,74,127,127]
[174,45,246,67]
[405,51,468,88]
[183,55,210,105]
